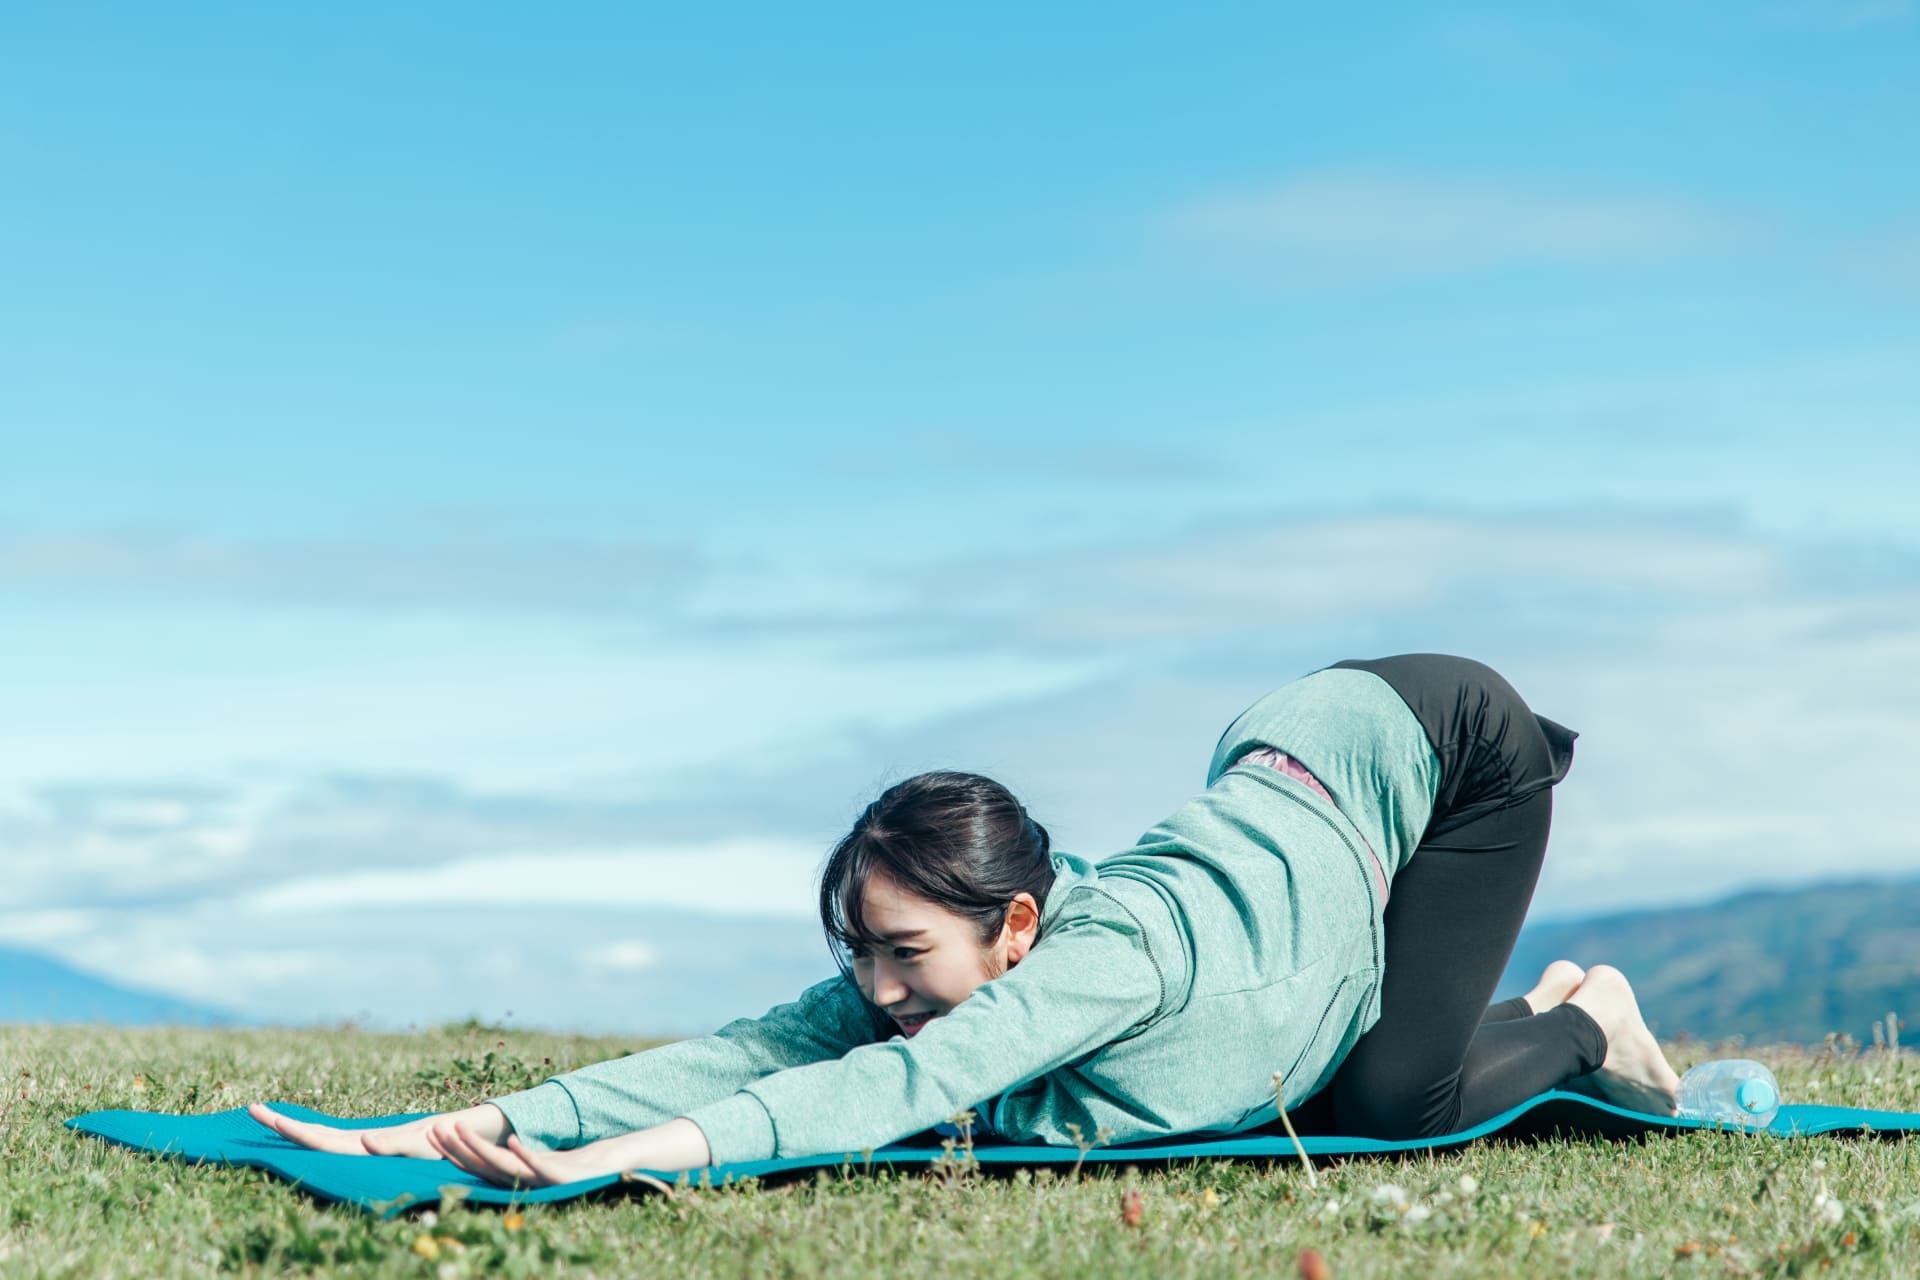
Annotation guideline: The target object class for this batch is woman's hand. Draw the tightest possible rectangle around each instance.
[247,1101,508,1160]
[426,1119,609,1188]
[430,1116,714,1190]
[249,1099,714,1188]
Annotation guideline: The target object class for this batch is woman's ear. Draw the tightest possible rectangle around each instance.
[1003,892,1041,966]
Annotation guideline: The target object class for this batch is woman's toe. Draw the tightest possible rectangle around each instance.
[1544,959,1586,988]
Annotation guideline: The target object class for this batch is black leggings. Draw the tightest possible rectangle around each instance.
[1291,654,1609,1140]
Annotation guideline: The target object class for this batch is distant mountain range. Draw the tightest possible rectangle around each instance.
[0,946,247,1027]
[1499,875,1920,1047]
[6,874,1914,1044]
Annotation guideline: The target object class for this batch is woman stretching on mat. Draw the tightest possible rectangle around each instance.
[252,654,1681,1188]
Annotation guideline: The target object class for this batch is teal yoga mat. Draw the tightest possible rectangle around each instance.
[68,1092,1919,1219]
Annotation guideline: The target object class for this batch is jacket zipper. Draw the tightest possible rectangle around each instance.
[1279,971,1356,1102]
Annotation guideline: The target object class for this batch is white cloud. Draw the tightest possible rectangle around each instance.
[1830,227,1920,294]
[0,529,701,616]
[577,940,662,974]
[1492,589,1920,916]
[236,840,824,919]
[2,899,834,1037]
[0,908,102,944]
[7,506,1920,1031]
[0,599,1112,792]
[1162,170,1761,287]
[975,513,1782,646]
[721,510,1794,659]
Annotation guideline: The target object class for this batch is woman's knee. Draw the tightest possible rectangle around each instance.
[1330,1061,1464,1141]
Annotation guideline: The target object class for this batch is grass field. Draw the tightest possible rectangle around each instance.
[3,1020,1917,1277]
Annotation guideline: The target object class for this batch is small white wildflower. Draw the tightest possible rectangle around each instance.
[1370,1183,1409,1209]
[1814,1190,1844,1227]
[1404,1203,1433,1224]
[418,1211,439,1228]
[1457,1173,1479,1196]
[1811,1158,1827,1172]
[1318,1198,1342,1216]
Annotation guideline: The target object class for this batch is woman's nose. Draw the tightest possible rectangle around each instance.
[870,960,909,1007]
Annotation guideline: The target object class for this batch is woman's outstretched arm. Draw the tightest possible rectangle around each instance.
[486,971,879,1149]
[679,887,1165,1166]
[256,889,1164,1176]
[438,890,1166,1187]
[252,971,876,1159]
[392,885,1166,1186]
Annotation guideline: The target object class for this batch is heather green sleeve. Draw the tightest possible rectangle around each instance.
[487,973,876,1150]
[681,888,1164,1166]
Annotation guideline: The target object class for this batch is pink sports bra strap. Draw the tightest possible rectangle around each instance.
[1235,746,1391,902]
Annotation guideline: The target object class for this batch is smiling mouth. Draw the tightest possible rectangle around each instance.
[894,1011,937,1036]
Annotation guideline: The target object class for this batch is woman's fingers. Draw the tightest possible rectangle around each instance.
[425,1124,476,1167]
[248,1103,446,1159]
[247,1103,380,1156]
[430,1118,544,1188]
[457,1119,545,1186]
[248,1102,542,1183]
[424,1125,490,1180]
[246,1102,297,1140]
[356,1125,439,1159]
[504,1134,585,1186]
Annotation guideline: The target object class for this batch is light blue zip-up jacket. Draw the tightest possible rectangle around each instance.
[490,668,1439,1165]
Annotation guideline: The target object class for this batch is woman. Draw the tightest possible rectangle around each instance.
[252,654,1680,1188]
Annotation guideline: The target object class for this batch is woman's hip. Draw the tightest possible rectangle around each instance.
[1326,654,1577,837]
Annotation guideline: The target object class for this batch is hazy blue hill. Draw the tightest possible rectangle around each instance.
[0,947,248,1027]
[1500,875,1920,1047]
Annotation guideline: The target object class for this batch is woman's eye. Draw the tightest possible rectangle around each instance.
[848,942,919,962]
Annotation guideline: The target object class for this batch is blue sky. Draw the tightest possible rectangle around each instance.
[3,2,1917,1035]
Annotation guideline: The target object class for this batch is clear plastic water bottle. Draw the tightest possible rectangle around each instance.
[1675,1058,1781,1128]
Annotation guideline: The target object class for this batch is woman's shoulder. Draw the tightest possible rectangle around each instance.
[1035,852,1192,1014]
[1038,851,1142,929]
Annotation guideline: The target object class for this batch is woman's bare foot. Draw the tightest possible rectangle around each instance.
[1521,959,1586,1014]
[1564,965,1681,1116]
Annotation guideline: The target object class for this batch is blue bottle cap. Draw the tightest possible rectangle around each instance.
[1736,1078,1776,1114]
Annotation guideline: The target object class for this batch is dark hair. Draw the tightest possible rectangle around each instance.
[818,770,1056,979]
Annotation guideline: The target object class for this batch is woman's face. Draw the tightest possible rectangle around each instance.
[849,869,1039,1040]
